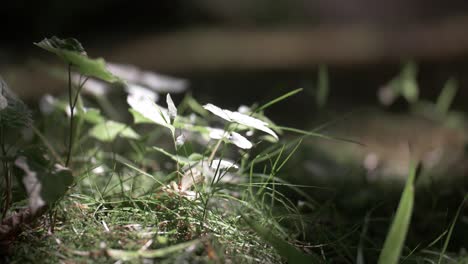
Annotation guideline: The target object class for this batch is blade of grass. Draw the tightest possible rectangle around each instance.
[244,216,323,264]
[435,78,457,116]
[255,88,303,112]
[377,161,418,264]
[273,125,364,146]
[437,194,467,264]
[316,65,329,108]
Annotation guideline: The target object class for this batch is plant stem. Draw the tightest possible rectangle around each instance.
[0,125,10,219]
[65,64,73,167]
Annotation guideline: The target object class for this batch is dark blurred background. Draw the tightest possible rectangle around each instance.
[2,0,468,146]
[2,0,468,116]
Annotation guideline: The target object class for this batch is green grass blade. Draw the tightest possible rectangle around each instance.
[255,88,303,112]
[435,78,458,116]
[438,194,468,264]
[316,65,329,108]
[244,217,323,264]
[378,161,417,264]
[273,125,364,146]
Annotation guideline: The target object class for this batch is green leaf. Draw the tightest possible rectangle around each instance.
[41,164,73,204]
[79,108,105,124]
[90,120,140,142]
[14,153,73,214]
[35,36,85,53]
[245,217,323,264]
[35,37,120,83]
[129,108,153,124]
[188,153,203,161]
[378,161,417,264]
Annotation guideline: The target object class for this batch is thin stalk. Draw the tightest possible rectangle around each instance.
[65,66,87,167]
[65,64,73,167]
[0,124,10,219]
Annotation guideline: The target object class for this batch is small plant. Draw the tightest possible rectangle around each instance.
[35,36,121,167]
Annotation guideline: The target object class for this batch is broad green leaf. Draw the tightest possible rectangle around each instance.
[14,154,73,214]
[79,108,105,124]
[129,108,154,124]
[35,37,120,83]
[378,162,417,264]
[90,120,140,142]
[41,164,73,205]
[245,217,323,264]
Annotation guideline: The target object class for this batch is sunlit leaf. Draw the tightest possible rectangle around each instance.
[127,94,174,134]
[204,103,278,140]
[175,134,185,147]
[208,127,253,149]
[166,93,177,121]
[35,37,120,83]
[125,83,159,102]
[230,131,254,149]
[211,159,239,172]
